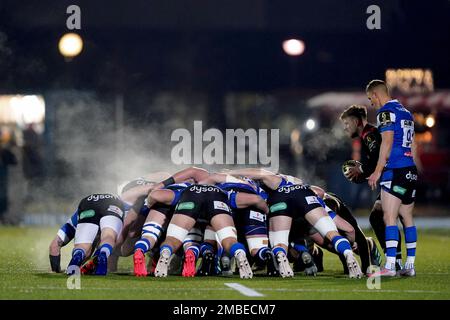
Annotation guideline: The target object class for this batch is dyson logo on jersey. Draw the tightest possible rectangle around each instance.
[87,194,118,202]
[136,179,154,185]
[189,185,221,194]
[277,184,307,194]
[171,121,279,172]
[405,171,418,181]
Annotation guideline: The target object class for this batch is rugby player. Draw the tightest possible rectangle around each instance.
[66,193,125,276]
[133,167,210,277]
[312,186,382,273]
[366,80,418,277]
[227,168,363,278]
[201,173,277,276]
[147,169,261,279]
[132,181,192,277]
[82,174,166,274]
[340,104,404,270]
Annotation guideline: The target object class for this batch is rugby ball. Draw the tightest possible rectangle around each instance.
[342,160,365,183]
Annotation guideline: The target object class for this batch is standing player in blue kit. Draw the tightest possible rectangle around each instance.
[366,80,418,277]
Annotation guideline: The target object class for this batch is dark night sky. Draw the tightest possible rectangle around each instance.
[0,0,449,93]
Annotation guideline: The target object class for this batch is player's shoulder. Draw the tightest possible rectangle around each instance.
[362,123,379,136]
[378,100,398,113]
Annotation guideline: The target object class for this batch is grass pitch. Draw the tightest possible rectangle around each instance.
[0,226,449,300]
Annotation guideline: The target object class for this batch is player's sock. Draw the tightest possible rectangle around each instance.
[404,226,417,269]
[200,242,214,256]
[69,248,85,267]
[293,244,308,254]
[230,242,246,257]
[160,244,173,257]
[331,235,352,257]
[185,245,200,260]
[99,243,113,258]
[385,225,399,270]
[396,229,403,269]
[134,238,151,254]
[253,247,270,265]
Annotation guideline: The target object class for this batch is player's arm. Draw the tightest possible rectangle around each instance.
[197,173,227,185]
[146,189,176,208]
[232,192,269,214]
[153,167,210,189]
[49,211,78,273]
[226,168,282,190]
[368,130,393,190]
[121,184,155,203]
[360,131,381,178]
[49,235,64,273]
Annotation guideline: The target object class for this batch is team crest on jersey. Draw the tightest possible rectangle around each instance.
[305,196,320,205]
[213,201,230,212]
[107,205,124,218]
[249,210,266,222]
[378,111,395,127]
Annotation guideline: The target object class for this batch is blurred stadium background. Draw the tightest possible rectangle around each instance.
[0,0,449,227]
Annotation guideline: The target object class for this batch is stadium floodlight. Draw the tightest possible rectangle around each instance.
[305,118,316,131]
[282,39,305,56]
[425,115,435,128]
[58,33,83,58]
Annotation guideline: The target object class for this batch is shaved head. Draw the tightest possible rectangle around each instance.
[366,79,389,95]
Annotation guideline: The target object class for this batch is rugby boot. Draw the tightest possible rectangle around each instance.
[182,249,197,277]
[235,251,253,279]
[133,249,147,277]
[265,250,279,277]
[80,256,97,275]
[197,251,215,276]
[301,251,318,276]
[345,253,363,279]
[94,252,108,276]
[276,251,294,278]
[154,249,171,278]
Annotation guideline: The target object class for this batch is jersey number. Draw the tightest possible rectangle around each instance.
[401,120,414,148]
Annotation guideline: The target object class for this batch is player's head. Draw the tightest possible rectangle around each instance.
[366,79,390,109]
[340,105,367,138]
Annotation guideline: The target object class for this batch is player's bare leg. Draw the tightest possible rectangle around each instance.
[398,202,416,276]
[211,214,252,279]
[269,215,294,278]
[306,207,362,278]
[369,190,401,277]
[95,227,118,276]
[182,226,203,277]
[155,214,196,278]
[134,209,167,277]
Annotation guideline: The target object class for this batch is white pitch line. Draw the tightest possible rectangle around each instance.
[255,288,443,294]
[1,285,446,295]
[224,283,265,297]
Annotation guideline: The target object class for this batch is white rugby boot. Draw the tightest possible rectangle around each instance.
[154,249,171,278]
[399,262,416,277]
[345,252,363,279]
[276,251,294,278]
[234,250,253,279]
